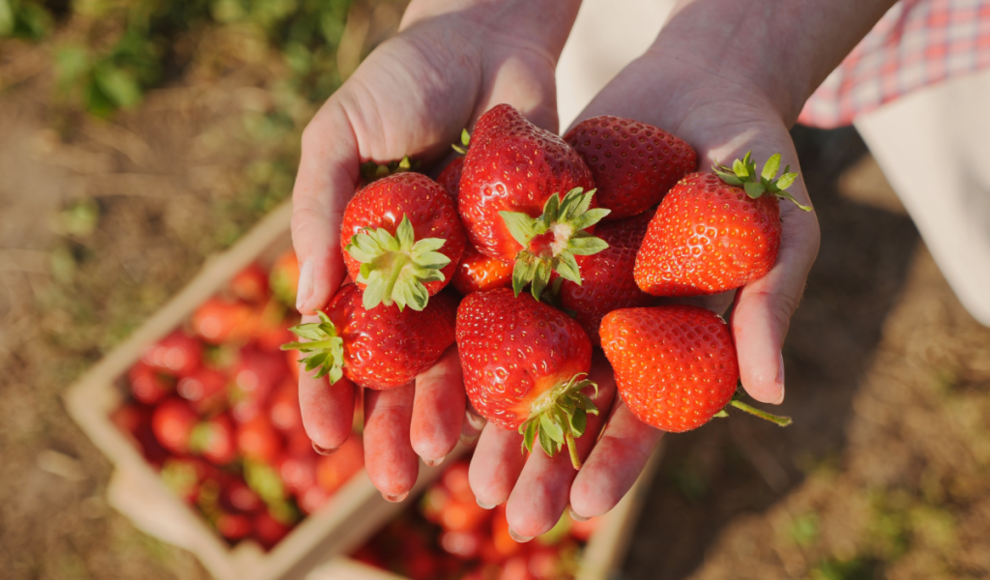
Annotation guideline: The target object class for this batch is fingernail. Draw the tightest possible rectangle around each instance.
[459,434,479,447]
[508,529,533,543]
[476,499,496,510]
[423,455,445,467]
[312,441,338,456]
[773,352,786,405]
[568,506,590,522]
[384,491,409,503]
[296,259,314,313]
[464,408,487,431]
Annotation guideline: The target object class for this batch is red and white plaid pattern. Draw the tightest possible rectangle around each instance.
[799,0,990,128]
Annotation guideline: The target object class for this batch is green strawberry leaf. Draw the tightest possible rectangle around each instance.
[762,153,781,181]
[282,311,345,383]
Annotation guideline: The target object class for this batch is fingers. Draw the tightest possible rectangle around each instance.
[732,177,820,404]
[297,314,356,452]
[363,383,419,501]
[410,347,465,465]
[468,424,527,509]
[291,104,360,314]
[503,359,616,539]
[569,398,663,519]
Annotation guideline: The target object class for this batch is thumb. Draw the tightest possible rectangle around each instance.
[291,104,360,314]
[731,191,820,404]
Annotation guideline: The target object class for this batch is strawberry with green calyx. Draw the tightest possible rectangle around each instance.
[712,151,810,210]
[456,288,598,469]
[342,172,466,311]
[458,104,603,296]
[500,187,611,301]
[282,284,457,390]
[600,304,792,432]
[635,151,811,297]
[451,243,513,296]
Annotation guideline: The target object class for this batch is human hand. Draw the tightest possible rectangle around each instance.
[290,0,580,500]
[467,5,828,538]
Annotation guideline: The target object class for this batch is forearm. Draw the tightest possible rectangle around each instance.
[401,0,582,59]
[650,0,896,125]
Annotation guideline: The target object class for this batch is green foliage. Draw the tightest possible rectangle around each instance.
[0,0,53,40]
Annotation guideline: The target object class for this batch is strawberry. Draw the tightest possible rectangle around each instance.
[111,403,169,466]
[559,212,655,347]
[564,115,697,220]
[451,243,513,296]
[128,361,174,405]
[230,346,288,422]
[277,452,317,495]
[253,509,293,550]
[237,413,281,464]
[190,413,237,465]
[316,434,364,495]
[437,155,464,200]
[216,512,253,541]
[141,330,202,377]
[456,288,597,468]
[341,172,466,311]
[268,380,302,433]
[221,479,263,513]
[229,263,270,304]
[269,250,300,307]
[458,104,609,300]
[600,305,738,432]
[151,398,200,454]
[634,152,810,297]
[283,284,457,390]
[176,367,228,415]
[192,297,255,345]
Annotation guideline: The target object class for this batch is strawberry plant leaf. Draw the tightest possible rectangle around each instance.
[555,253,582,285]
[568,234,608,256]
[500,211,539,247]
[732,158,749,178]
[743,181,766,199]
[776,172,798,191]
[569,408,587,437]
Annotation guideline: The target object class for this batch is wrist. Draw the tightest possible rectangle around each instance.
[648,0,895,126]
[401,0,581,58]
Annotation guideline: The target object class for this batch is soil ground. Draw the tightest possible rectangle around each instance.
[2,11,989,580]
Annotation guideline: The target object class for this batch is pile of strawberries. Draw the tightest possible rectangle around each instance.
[353,458,597,580]
[113,250,364,550]
[291,104,800,469]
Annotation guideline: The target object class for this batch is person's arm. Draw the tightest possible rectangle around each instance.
[472,0,896,539]
[290,0,582,500]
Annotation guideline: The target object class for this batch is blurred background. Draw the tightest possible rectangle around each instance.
[2,1,989,579]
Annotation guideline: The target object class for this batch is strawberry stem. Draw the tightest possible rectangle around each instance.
[565,432,582,470]
[712,151,812,212]
[728,399,793,427]
[501,187,611,302]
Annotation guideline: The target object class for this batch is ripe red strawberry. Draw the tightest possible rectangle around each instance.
[141,330,202,377]
[437,156,464,200]
[268,380,301,433]
[111,403,169,466]
[451,243,513,296]
[634,152,810,296]
[128,361,174,405]
[559,212,655,347]
[216,512,253,541]
[190,413,237,465]
[283,284,457,390]
[269,250,300,307]
[230,346,288,422]
[456,288,597,468]
[177,367,228,415]
[316,435,364,495]
[230,263,270,304]
[221,479,263,513]
[192,297,255,344]
[253,509,293,550]
[152,398,199,454]
[600,305,738,432]
[458,104,609,300]
[564,116,697,220]
[237,413,281,464]
[341,172,466,311]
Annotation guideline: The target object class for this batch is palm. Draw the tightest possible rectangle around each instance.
[290,11,563,499]
[469,53,820,538]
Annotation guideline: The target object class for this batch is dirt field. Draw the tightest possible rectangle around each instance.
[2,6,989,580]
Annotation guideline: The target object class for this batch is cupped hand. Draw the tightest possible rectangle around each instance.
[291,0,579,500]
[470,47,820,538]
